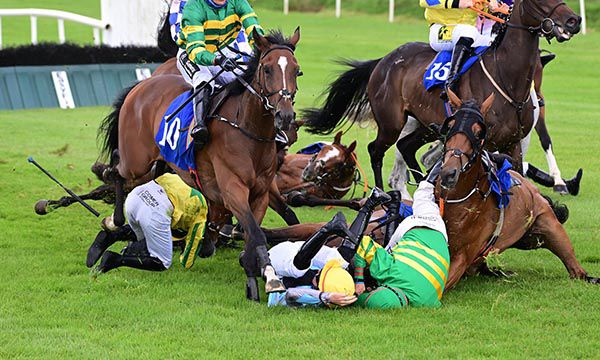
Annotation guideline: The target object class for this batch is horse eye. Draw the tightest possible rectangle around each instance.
[264,67,272,75]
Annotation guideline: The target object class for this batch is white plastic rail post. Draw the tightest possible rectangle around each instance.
[389,0,394,22]
[336,0,341,18]
[284,0,289,15]
[58,18,65,43]
[31,16,38,45]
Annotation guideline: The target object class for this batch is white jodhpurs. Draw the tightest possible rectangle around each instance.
[429,24,494,52]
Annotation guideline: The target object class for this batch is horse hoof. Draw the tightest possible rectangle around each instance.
[585,276,600,285]
[553,185,568,195]
[246,277,260,302]
[198,240,216,258]
[34,200,49,215]
[265,278,286,294]
[566,169,583,196]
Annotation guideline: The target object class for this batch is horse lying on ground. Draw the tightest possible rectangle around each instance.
[437,91,599,289]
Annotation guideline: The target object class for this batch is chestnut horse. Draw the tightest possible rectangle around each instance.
[304,0,582,190]
[439,91,599,289]
[98,29,302,301]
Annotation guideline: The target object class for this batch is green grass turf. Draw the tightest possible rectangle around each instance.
[2,4,600,359]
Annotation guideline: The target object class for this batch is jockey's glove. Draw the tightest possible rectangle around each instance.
[214,56,238,72]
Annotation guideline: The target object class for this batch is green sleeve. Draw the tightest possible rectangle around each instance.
[235,0,264,39]
[180,0,216,66]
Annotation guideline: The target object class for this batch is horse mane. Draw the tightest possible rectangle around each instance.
[226,29,297,96]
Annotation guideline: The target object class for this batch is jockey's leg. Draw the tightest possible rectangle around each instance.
[338,188,392,262]
[383,190,403,248]
[446,35,474,95]
[176,49,214,149]
[293,212,353,270]
[97,239,167,273]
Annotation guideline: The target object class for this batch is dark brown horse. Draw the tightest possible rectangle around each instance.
[304,0,582,190]
[97,29,302,301]
[439,91,598,289]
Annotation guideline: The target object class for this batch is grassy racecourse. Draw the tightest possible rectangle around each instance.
[1,3,600,359]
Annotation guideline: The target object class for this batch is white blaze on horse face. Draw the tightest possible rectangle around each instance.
[320,147,341,164]
[278,56,288,90]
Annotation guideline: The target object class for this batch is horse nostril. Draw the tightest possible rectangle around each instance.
[566,16,582,33]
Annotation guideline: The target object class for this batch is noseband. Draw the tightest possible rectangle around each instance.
[506,0,568,37]
[441,107,487,173]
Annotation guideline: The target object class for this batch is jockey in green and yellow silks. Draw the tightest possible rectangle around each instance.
[175,0,265,149]
[420,0,508,94]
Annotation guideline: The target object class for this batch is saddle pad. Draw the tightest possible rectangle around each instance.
[297,142,328,155]
[423,46,489,91]
[155,91,197,172]
[488,158,513,209]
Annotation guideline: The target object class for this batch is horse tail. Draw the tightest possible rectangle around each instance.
[157,1,179,57]
[303,58,381,135]
[97,84,137,165]
[542,194,569,224]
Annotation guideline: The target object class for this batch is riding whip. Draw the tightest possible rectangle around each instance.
[28,156,100,217]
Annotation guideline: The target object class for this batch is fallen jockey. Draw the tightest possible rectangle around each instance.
[420,0,509,94]
[87,173,209,273]
[175,0,264,149]
[267,189,393,307]
[354,163,450,309]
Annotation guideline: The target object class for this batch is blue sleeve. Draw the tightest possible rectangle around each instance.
[267,286,326,307]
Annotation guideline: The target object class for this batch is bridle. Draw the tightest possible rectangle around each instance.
[440,106,487,175]
[256,45,298,111]
[302,148,357,194]
[502,0,568,38]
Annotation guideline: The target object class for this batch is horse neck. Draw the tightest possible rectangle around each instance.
[237,86,276,142]
[491,0,540,101]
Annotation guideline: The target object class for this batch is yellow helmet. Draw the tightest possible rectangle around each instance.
[318,259,354,297]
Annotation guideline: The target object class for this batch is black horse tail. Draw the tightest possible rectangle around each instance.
[157,1,179,57]
[542,194,569,224]
[303,58,381,135]
[97,84,137,166]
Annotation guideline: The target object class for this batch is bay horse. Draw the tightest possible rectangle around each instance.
[303,0,582,191]
[98,29,302,301]
[438,90,599,289]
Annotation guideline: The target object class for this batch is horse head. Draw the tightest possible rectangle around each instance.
[252,27,302,131]
[302,131,357,183]
[440,90,494,189]
[517,0,581,42]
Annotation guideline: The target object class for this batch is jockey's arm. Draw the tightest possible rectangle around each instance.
[353,236,381,284]
[180,1,216,66]
[235,0,265,40]
[179,202,208,270]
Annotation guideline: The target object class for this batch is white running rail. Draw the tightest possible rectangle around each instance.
[0,8,108,49]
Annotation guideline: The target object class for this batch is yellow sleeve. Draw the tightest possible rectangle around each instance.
[179,204,208,269]
[420,0,458,9]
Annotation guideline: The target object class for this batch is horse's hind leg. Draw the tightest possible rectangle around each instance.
[35,184,115,215]
[530,208,591,281]
[368,106,404,190]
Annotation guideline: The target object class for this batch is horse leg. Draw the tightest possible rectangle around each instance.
[221,183,283,301]
[268,181,300,225]
[397,122,431,184]
[35,184,115,215]
[369,106,404,190]
[534,108,569,194]
[509,142,524,174]
[445,251,469,290]
[388,116,421,200]
[286,193,361,211]
[530,209,596,282]
[263,223,326,245]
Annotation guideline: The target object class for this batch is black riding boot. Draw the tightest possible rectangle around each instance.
[444,37,474,97]
[383,190,402,248]
[190,85,211,150]
[339,188,392,262]
[96,240,166,273]
[293,212,354,270]
[86,225,135,268]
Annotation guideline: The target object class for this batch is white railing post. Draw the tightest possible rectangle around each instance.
[389,0,394,22]
[30,15,38,45]
[283,0,289,15]
[93,28,101,45]
[57,18,65,44]
[336,0,341,18]
[0,17,3,49]
[580,0,587,34]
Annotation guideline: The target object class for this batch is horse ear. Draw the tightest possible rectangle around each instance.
[294,119,305,128]
[347,141,357,153]
[334,131,342,144]
[289,27,301,47]
[253,28,270,53]
[481,93,495,118]
[447,89,462,108]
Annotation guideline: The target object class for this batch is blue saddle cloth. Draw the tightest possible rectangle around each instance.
[297,142,327,155]
[423,46,488,91]
[155,91,197,172]
[487,158,513,209]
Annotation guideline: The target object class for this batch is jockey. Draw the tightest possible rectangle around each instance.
[353,164,451,309]
[420,0,508,94]
[175,0,264,149]
[267,189,393,307]
[87,173,209,273]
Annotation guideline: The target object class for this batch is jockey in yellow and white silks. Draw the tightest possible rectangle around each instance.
[420,0,508,93]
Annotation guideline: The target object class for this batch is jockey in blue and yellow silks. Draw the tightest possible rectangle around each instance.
[420,0,508,94]
[174,0,264,150]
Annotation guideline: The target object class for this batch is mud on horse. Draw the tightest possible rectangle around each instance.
[439,90,599,289]
[97,29,303,301]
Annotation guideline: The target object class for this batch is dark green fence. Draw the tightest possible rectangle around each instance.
[0,63,161,110]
